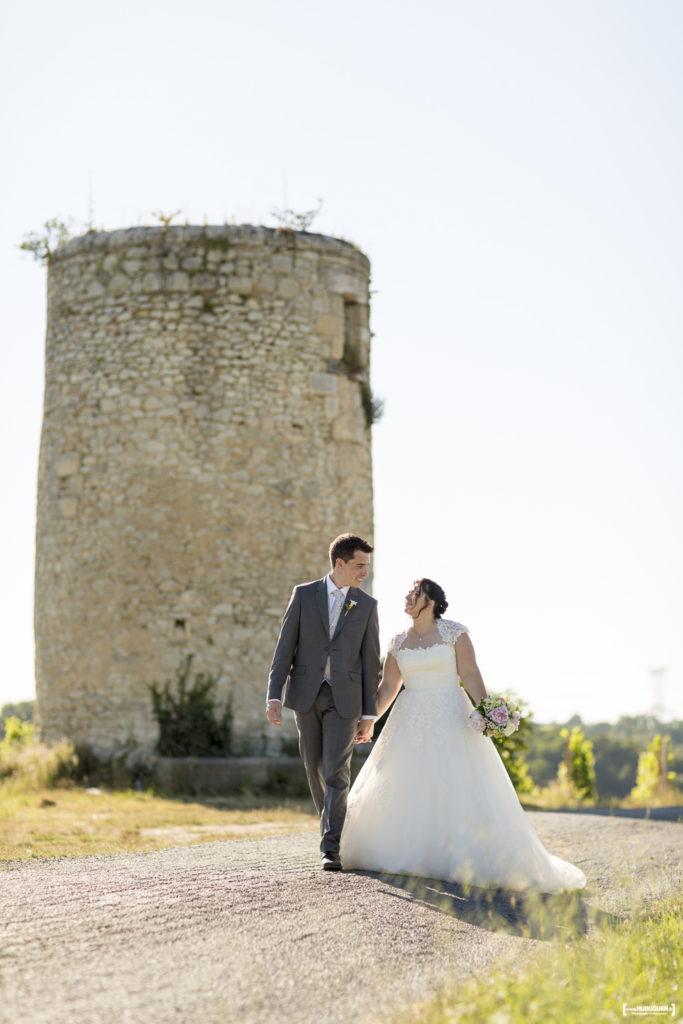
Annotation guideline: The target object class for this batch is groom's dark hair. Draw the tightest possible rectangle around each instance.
[329,533,373,567]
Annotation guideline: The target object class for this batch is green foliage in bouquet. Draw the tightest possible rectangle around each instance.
[492,695,534,794]
[149,655,233,757]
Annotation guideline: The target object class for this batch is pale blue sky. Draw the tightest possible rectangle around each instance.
[1,0,681,722]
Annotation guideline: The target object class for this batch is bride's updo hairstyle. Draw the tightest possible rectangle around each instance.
[415,578,448,619]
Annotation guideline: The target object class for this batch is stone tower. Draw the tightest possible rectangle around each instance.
[35,225,374,754]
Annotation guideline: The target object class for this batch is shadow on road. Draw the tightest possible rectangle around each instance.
[347,870,619,942]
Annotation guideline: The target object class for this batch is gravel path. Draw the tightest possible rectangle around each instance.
[0,812,680,1024]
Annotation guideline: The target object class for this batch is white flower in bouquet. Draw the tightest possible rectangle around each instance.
[469,711,486,733]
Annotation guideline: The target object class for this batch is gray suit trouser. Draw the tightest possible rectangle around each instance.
[294,681,358,855]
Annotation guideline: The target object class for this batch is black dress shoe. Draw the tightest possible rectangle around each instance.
[321,853,342,872]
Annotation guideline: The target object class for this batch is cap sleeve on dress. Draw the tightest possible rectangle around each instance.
[438,619,469,645]
[387,631,407,659]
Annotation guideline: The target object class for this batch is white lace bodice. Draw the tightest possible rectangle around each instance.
[388,618,468,658]
[387,619,469,692]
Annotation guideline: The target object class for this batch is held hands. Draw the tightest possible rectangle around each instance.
[354,719,374,744]
[266,700,282,727]
[266,700,374,742]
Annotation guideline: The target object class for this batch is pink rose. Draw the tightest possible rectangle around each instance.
[490,706,509,726]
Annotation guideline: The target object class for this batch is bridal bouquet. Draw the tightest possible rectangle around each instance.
[468,695,521,739]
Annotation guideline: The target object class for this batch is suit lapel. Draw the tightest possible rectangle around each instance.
[316,578,330,634]
[332,587,357,640]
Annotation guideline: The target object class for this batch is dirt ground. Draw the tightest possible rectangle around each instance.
[0,811,680,1024]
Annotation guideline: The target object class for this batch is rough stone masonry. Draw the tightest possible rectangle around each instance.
[35,224,374,754]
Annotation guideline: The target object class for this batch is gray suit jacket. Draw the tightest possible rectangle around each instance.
[267,577,380,719]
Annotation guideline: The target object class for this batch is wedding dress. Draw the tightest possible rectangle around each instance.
[340,619,587,892]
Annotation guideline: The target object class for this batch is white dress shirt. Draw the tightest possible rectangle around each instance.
[325,574,350,620]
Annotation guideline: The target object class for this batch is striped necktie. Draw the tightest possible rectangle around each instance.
[329,589,344,637]
[324,589,345,681]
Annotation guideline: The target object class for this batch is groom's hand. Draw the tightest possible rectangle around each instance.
[354,719,374,743]
[266,700,282,727]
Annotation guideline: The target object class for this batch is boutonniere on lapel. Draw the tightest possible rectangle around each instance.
[344,599,357,616]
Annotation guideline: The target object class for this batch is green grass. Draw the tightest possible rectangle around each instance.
[397,892,681,1024]
[0,787,318,862]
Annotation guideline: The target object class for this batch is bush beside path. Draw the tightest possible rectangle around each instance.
[0,812,680,1024]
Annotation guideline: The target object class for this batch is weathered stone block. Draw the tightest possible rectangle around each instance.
[102,254,119,273]
[271,254,293,273]
[253,273,276,294]
[155,756,308,794]
[331,411,364,443]
[228,277,253,295]
[108,274,129,297]
[315,313,338,338]
[167,271,190,291]
[144,272,165,292]
[277,277,299,300]
[55,454,80,477]
[310,372,338,395]
[325,269,367,302]
[192,273,218,292]
[58,497,78,517]
[86,280,106,299]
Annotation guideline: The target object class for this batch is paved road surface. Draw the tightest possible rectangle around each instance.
[0,812,680,1024]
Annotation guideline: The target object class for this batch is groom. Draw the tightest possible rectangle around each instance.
[266,534,380,871]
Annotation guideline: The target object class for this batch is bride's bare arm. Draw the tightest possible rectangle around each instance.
[375,654,403,718]
[455,633,487,704]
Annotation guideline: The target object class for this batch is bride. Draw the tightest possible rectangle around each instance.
[339,579,587,892]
